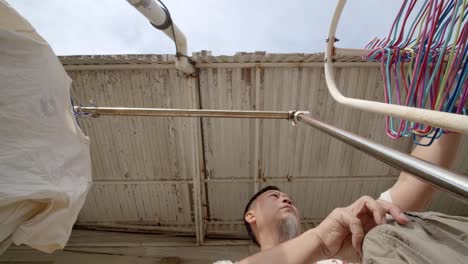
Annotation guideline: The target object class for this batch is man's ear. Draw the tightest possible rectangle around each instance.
[245,210,256,225]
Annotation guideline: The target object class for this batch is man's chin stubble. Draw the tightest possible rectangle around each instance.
[278,215,300,242]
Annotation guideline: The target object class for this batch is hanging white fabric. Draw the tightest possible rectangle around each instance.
[0,0,92,253]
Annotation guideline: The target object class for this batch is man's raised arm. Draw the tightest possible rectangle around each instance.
[386,132,462,211]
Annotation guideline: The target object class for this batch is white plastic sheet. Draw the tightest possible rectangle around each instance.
[0,0,92,253]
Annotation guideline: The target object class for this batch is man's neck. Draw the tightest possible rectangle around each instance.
[258,229,287,251]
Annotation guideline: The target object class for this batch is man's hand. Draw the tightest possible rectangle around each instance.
[313,196,409,262]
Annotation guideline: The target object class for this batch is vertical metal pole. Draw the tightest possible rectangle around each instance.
[253,67,261,194]
[189,77,204,245]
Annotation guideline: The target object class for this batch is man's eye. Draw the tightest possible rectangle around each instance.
[271,193,279,198]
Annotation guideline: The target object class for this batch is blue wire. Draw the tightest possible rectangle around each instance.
[412,128,443,146]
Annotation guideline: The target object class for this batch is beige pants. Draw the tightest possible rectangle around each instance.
[363,212,468,264]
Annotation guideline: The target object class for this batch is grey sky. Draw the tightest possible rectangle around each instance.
[7,0,401,56]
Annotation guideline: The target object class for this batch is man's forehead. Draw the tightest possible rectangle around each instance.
[259,190,288,199]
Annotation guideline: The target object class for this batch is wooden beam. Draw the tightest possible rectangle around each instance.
[1,230,257,263]
[63,62,379,71]
[86,175,397,185]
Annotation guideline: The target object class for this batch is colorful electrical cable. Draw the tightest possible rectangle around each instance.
[365,0,468,145]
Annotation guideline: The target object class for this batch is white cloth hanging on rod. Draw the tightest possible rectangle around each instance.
[0,0,92,253]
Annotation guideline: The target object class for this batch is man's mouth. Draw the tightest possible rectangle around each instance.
[281,205,295,211]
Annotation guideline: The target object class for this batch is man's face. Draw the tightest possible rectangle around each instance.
[249,190,301,236]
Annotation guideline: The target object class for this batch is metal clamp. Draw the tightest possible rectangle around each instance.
[288,110,310,126]
[74,103,99,118]
[326,37,340,43]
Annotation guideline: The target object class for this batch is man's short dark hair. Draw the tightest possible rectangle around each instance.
[243,185,280,246]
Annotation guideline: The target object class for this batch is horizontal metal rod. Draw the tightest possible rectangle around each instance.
[77,105,467,200]
[297,114,468,200]
[75,106,292,119]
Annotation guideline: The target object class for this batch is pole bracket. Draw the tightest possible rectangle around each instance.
[288,110,310,126]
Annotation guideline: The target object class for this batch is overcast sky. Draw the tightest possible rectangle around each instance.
[8,0,401,56]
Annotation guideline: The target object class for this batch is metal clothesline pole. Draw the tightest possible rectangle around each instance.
[75,105,468,200]
[74,106,293,120]
[296,113,468,201]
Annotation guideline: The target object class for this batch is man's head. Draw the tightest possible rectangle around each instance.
[244,186,301,247]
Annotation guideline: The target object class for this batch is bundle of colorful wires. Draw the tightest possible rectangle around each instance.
[364,0,467,145]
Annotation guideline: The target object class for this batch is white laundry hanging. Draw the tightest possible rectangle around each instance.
[0,0,92,253]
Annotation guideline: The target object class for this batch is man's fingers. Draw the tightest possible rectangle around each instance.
[378,200,410,224]
[358,197,411,226]
[327,196,409,260]
[340,210,365,256]
[351,221,364,257]
[358,196,386,225]
[390,207,409,224]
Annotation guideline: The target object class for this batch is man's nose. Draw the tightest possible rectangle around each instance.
[281,195,293,205]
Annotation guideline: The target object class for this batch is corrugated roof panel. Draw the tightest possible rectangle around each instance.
[199,68,256,179]
[232,53,249,63]
[77,183,193,225]
[69,69,199,181]
[61,54,175,65]
[59,52,365,66]
[207,182,253,221]
[60,53,468,240]
[303,53,325,62]
[259,66,411,178]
